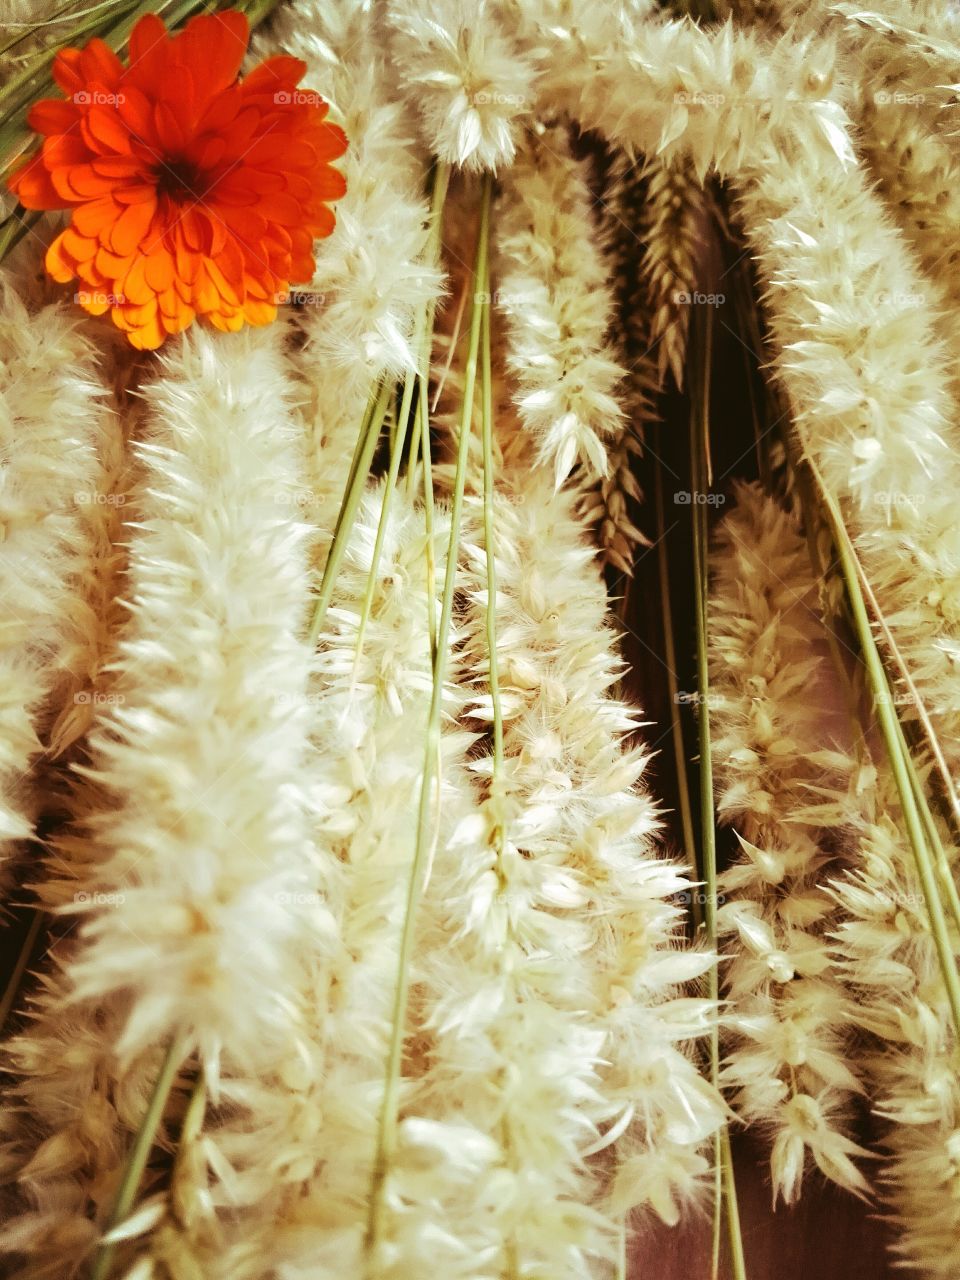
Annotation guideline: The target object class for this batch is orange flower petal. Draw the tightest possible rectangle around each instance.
[309,168,347,201]
[220,206,267,253]
[74,265,100,292]
[177,11,248,97]
[154,100,188,153]
[207,308,244,333]
[116,84,157,143]
[172,228,198,285]
[195,85,241,135]
[128,314,166,350]
[72,196,121,235]
[163,299,195,333]
[110,196,157,255]
[192,263,221,313]
[205,256,242,307]
[95,245,132,277]
[78,38,123,89]
[85,105,134,154]
[127,13,168,71]
[51,47,84,95]
[77,288,112,316]
[46,231,78,283]
[309,122,349,162]
[240,56,307,95]
[43,134,91,166]
[27,98,80,135]
[242,297,277,326]
[254,191,301,226]
[120,254,154,306]
[61,226,98,263]
[220,106,260,154]
[56,164,116,199]
[8,155,62,209]
[114,183,157,205]
[91,156,143,179]
[144,250,174,293]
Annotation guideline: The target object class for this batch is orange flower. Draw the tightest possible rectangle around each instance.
[8,10,347,349]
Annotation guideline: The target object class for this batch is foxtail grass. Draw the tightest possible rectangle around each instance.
[88,1033,189,1280]
[800,447,960,1042]
[363,172,493,1271]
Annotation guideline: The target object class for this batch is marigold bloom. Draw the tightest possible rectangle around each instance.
[8,10,347,349]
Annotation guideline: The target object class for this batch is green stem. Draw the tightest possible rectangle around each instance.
[690,308,747,1280]
[480,253,503,778]
[654,442,701,932]
[350,377,416,676]
[351,165,449,675]
[0,206,42,263]
[477,217,519,1280]
[89,1033,188,1280]
[0,0,116,58]
[804,452,960,1042]
[791,439,960,979]
[0,0,138,111]
[721,1127,747,1280]
[363,173,493,1272]
[409,164,450,659]
[417,385,438,664]
[307,381,391,647]
[847,527,960,847]
[238,0,287,26]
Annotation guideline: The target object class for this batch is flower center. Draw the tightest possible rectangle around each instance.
[153,158,204,204]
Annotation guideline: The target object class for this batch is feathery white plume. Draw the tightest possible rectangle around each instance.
[511,6,851,179]
[832,765,960,1278]
[735,150,960,784]
[1,324,320,1274]
[198,482,473,1280]
[454,465,722,1246]
[388,0,536,172]
[710,481,869,1203]
[267,0,444,542]
[61,325,319,1070]
[0,279,113,895]
[494,127,626,486]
